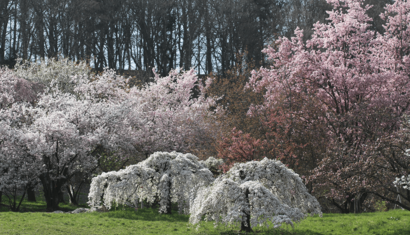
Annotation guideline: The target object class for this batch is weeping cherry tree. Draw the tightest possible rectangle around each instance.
[190,158,322,232]
[88,152,214,214]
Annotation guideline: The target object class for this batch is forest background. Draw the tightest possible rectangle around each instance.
[0,0,391,75]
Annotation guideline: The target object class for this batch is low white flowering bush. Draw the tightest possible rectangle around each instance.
[88,151,214,214]
[189,157,322,232]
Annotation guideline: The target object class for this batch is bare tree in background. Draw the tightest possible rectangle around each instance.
[0,0,394,76]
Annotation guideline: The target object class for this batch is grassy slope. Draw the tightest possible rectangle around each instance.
[1,197,410,235]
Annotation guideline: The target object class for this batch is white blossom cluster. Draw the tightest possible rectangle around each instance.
[189,157,321,230]
[199,156,224,174]
[0,123,39,194]
[225,158,322,215]
[189,179,305,229]
[393,175,410,190]
[88,152,214,214]
[13,57,92,94]
[0,67,38,110]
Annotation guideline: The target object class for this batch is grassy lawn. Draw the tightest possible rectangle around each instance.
[1,196,410,234]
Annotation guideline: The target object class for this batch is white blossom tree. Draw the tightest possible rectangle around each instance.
[1,58,220,212]
[13,57,92,94]
[0,67,42,109]
[100,68,221,160]
[0,67,44,209]
[0,64,121,211]
[0,122,39,211]
[190,158,322,232]
[88,152,214,214]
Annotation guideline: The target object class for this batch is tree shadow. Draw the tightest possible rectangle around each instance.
[390,228,410,235]
[99,207,190,223]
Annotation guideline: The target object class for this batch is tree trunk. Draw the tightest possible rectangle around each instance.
[20,0,29,60]
[0,17,8,63]
[240,188,253,233]
[26,186,36,202]
[164,179,172,214]
[58,190,65,204]
[66,184,80,206]
[39,173,64,212]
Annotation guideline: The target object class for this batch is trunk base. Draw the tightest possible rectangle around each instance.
[240,223,253,233]
[27,187,36,202]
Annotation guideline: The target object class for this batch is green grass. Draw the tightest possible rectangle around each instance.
[1,196,410,234]
[282,210,410,235]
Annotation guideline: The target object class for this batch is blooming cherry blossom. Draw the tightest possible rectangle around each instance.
[245,0,410,212]
[1,56,220,211]
[190,158,321,232]
[88,152,214,214]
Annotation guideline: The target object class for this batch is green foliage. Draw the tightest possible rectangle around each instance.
[374,201,388,212]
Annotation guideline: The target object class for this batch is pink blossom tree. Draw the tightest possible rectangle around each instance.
[246,0,410,212]
[217,128,264,173]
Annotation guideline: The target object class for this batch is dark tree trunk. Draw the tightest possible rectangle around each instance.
[20,0,29,60]
[26,186,36,202]
[58,190,65,204]
[164,178,172,214]
[332,194,357,213]
[240,188,253,233]
[39,172,66,212]
[0,18,8,63]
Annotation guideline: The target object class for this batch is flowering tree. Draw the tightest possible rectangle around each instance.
[3,89,111,211]
[1,54,221,211]
[0,67,42,109]
[0,62,124,211]
[216,128,264,172]
[190,158,321,232]
[13,57,92,94]
[245,0,410,212]
[0,122,38,211]
[0,68,44,209]
[88,152,214,214]
[96,68,221,161]
[216,106,311,174]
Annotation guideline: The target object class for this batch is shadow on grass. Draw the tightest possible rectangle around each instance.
[291,230,325,235]
[1,193,89,213]
[321,210,408,218]
[390,228,410,235]
[217,229,325,235]
[97,207,190,223]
